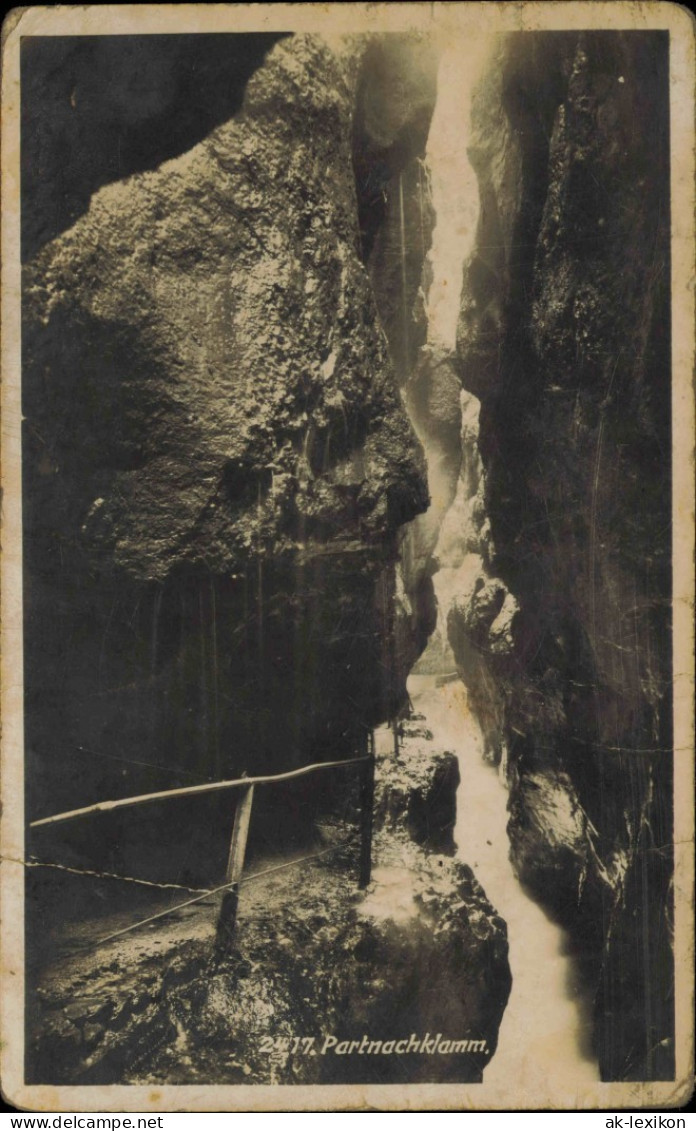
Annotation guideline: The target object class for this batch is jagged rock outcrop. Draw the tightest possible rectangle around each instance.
[423,390,517,762]
[23,34,431,823]
[456,31,673,1080]
[404,347,464,567]
[374,718,459,852]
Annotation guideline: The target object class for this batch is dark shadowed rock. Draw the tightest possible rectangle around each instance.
[23,34,430,822]
[351,37,442,706]
[455,31,673,1081]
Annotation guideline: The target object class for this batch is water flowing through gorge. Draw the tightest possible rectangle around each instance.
[408,675,599,1093]
[403,37,600,1087]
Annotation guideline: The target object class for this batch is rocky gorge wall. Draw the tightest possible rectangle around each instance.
[23,34,435,833]
[445,31,673,1081]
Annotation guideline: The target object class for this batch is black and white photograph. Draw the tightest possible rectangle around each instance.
[1,2,694,1113]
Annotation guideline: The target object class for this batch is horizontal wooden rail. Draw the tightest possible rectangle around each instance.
[30,754,371,830]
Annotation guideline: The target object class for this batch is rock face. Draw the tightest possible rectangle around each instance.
[23,34,431,823]
[454,32,673,1080]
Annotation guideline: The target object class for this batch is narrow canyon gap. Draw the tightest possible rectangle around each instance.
[21,29,673,1089]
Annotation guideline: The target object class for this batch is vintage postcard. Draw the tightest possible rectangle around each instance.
[1,1,694,1113]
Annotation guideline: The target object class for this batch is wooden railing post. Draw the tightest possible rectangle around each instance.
[215,780,255,954]
[358,731,375,889]
[392,717,400,759]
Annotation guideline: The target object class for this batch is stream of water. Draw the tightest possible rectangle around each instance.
[407,673,599,1101]
[401,37,601,1100]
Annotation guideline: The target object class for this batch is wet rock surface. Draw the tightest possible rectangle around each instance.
[352,37,442,708]
[353,36,438,379]
[419,389,515,766]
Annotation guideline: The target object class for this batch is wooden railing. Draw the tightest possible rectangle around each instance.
[30,738,377,952]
